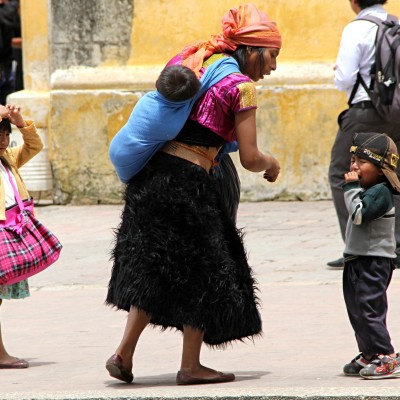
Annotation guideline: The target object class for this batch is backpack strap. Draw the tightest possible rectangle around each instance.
[348,72,371,107]
[348,73,361,106]
[356,14,399,26]
[387,14,399,24]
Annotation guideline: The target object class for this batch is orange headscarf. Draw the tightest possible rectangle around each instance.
[181,3,281,76]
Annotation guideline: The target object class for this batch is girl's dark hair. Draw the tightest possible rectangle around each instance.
[0,118,11,133]
[156,65,201,101]
[357,0,387,8]
[230,45,266,77]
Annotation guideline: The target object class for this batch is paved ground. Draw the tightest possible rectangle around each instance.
[1,201,400,399]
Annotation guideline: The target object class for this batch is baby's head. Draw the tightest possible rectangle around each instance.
[156,65,201,102]
[351,132,400,192]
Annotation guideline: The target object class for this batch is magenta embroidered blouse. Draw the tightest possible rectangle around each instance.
[166,54,258,143]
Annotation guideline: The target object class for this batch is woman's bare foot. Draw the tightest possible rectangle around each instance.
[0,354,20,364]
[176,364,235,385]
[0,354,29,368]
[115,350,133,372]
[180,364,222,378]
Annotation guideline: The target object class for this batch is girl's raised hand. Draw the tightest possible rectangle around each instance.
[6,104,26,128]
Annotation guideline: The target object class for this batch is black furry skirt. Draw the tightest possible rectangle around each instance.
[106,152,262,347]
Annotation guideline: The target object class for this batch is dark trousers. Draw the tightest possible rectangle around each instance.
[328,107,400,255]
[343,256,394,356]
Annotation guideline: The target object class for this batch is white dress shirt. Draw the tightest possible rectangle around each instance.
[334,5,388,104]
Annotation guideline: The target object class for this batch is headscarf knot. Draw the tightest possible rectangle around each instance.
[181,3,282,76]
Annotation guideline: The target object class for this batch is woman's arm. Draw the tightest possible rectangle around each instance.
[235,108,280,182]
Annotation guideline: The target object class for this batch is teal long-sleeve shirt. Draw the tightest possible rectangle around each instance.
[343,181,396,258]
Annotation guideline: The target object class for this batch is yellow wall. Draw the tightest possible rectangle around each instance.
[20,0,49,91]
[16,1,400,203]
[128,0,400,65]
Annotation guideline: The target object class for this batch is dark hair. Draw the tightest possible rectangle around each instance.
[156,65,201,101]
[357,0,387,9]
[229,45,266,77]
[0,118,11,133]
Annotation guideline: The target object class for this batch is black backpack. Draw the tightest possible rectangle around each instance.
[348,14,400,123]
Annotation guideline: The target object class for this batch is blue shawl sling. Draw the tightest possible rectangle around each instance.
[109,57,240,183]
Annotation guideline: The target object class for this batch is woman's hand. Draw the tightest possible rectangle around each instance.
[6,104,27,128]
[263,155,280,182]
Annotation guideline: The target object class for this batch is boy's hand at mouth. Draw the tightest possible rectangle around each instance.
[344,171,360,183]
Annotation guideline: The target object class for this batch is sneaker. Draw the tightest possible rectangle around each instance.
[327,257,344,270]
[359,354,400,380]
[343,353,377,376]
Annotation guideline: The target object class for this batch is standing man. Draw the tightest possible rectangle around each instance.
[328,0,400,269]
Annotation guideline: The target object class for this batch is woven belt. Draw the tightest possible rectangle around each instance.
[350,101,374,109]
[161,141,221,172]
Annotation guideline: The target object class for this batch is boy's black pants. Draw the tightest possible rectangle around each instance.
[343,256,394,357]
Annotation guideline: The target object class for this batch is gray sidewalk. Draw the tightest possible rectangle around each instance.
[2,201,400,400]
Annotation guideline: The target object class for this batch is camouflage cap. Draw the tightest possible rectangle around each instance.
[350,132,400,193]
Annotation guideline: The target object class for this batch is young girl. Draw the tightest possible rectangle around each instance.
[0,104,43,369]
